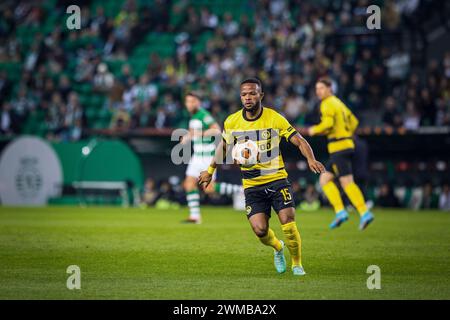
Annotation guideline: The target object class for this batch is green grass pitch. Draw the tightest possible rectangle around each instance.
[0,206,449,299]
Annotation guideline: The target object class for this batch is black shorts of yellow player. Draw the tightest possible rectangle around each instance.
[244,178,295,219]
[325,148,354,177]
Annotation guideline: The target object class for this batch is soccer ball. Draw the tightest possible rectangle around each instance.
[232,140,259,167]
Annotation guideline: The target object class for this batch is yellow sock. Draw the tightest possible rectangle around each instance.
[322,181,345,213]
[259,228,282,251]
[281,222,302,268]
[343,182,368,216]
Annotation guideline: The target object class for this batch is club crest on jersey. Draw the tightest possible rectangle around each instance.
[261,129,271,140]
[246,206,252,215]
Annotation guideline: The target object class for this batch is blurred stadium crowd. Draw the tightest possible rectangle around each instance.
[0,0,449,210]
[1,0,450,140]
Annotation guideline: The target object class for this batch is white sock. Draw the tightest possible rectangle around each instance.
[187,191,201,220]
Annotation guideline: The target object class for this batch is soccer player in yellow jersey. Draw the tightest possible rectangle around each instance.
[198,78,325,276]
[308,77,374,230]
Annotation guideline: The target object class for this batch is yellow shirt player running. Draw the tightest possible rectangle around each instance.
[307,77,374,230]
[198,78,325,276]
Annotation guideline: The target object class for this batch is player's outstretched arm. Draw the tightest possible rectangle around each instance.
[203,123,222,137]
[308,115,334,136]
[289,133,325,174]
[198,139,228,188]
[180,129,193,144]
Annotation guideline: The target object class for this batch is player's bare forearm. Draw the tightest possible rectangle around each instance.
[180,129,193,144]
[289,133,325,174]
[203,123,222,137]
[289,133,316,161]
[211,139,228,168]
[185,124,220,145]
[198,139,228,187]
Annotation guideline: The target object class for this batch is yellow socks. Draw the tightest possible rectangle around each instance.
[322,180,368,216]
[322,181,344,213]
[259,228,282,251]
[259,223,303,268]
[281,222,302,267]
[343,182,367,216]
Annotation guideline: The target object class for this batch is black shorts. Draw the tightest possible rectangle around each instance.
[244,179,295,219]
[326,149,354,177]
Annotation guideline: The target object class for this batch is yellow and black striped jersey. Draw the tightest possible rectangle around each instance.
[310,95,359,154]
[222,107,297,189]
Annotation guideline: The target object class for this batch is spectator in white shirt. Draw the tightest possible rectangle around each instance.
[94,63,114,92]
[131,74,158,104]
[1,102,13,135]
[439,183,450,211]
[403,100,421,130]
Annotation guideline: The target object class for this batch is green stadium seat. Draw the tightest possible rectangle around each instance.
[85,107,98,119]
[79,83,92,95]
[89,95,105,109]
[106,60,125,76]
[97,108,112,120]
[79,94,90,107]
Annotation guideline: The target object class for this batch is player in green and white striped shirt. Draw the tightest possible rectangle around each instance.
[181,92,242,224]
